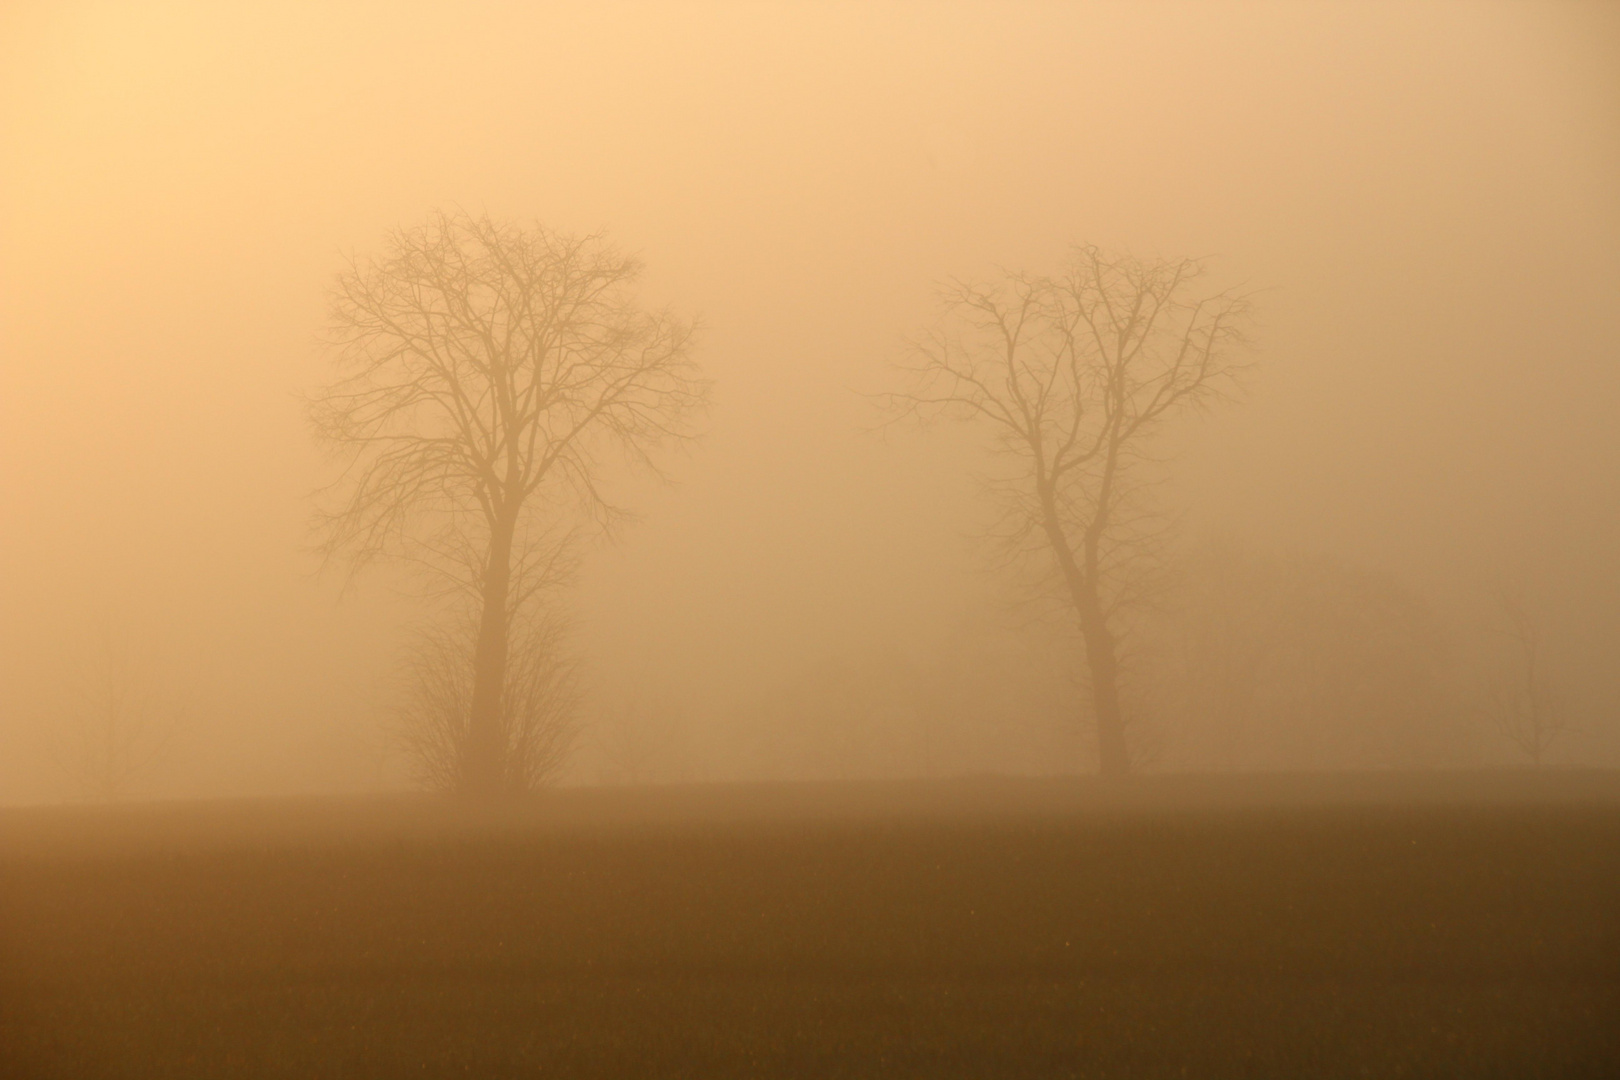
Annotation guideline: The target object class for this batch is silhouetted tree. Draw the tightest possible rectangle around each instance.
[395,610,580,793]
[54,636,180,800]
[309,211,706,796]
[1143,543,1468,770]
[888,247,1250,775]
[1483,588,1567,766]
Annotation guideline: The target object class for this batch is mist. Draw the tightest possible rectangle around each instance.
[3,1,1617,802]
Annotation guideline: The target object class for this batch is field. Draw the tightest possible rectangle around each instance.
[2,772,1617,1078]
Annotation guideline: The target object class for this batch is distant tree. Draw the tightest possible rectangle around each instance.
[1145,543,1467,770]
[1482,588,1567,766]
[54,636,180,800]
[394,610,580,793]
[887,247,1251,775]
[308,211,706,796]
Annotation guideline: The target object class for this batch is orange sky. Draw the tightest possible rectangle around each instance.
[2,2,1617,799]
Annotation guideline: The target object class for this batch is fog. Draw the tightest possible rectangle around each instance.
[2,1,1617,802]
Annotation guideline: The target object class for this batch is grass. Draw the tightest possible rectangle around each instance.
[2,772,1617,1077]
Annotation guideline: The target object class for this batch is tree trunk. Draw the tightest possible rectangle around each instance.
[463,512,517,796]
[1039,495,1132,777]
[1077,596,1131,777]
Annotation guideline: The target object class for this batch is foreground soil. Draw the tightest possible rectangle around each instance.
[2,773,1617,1078]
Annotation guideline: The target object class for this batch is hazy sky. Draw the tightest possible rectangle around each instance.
[2,2,1617,800]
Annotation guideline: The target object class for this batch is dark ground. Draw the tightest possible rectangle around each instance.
[1,772,1617,1078]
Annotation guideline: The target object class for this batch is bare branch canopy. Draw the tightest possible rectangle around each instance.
[888,245,1253,774]
[307,211,708,795]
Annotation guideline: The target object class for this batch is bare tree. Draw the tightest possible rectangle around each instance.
[55,636,180,800]
[394,610,580,793]
[1142,542,1468,771]
[1483,588,1567,766]
[308,211,706,796]
[887,246,1250,775]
